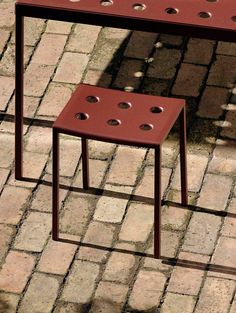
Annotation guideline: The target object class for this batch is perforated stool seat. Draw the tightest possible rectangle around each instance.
[52,84,188,258]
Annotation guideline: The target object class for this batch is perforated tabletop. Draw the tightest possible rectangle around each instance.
[53,84,185,147]
[16,0,236,41]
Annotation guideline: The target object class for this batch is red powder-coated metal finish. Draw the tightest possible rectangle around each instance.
[53,84,185,148]
[16,0,236,38]
[52,84,188,258]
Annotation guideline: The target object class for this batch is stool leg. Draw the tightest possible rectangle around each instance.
[81,138,89,190]
[15,13,24,180]
[179,107,188,206]
[52,129,59,240]
[154,145,161,258]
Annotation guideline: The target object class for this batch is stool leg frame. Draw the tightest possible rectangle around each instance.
[81,138,89,190]
[52,129,59,241]
[15,13,24,180]
[154,145,161,258]
[179,107,188,206]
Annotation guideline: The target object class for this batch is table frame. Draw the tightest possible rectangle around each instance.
[15,2,236,179]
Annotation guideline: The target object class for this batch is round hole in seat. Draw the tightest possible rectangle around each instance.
[232,16,236,22]
[140,123,153,131]
[100,0,113,6]
[133,3,146,11]
[86,95,99,103]
[150,106,164,113]
[165,7,179,14]
[198,11,212,18]
[118,102,132,109]
[75,112,89,120]
[206,0,217,2]
[107,119,121,126]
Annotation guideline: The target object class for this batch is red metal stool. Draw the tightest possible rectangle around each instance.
[52,84,188,258]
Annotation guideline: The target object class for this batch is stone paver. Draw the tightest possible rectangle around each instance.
[172,153,208,192]
[0,29,10,53]
[135,166,172,198]
[54,52,89,84]
[0,186,31,225]
[60,194,93,236]
[0,3,14,28]
[124,31,157,59]
[0,133,14,168]
[119,202,153,243]
[184,38,214,65]
[74,159,107,189]
[46,136,81,177]
[67,24,101,54]
[228,198,236,214]
[172,63,207,97]
[194,277,235,313]
[46,20,73,35]
[94,184,132,223]
[113,58,143,91]
[0,292,19,313]
[24,63,54,97]
[107,147,146,186]
[128,270,167,311]
[91,281,129,313]
[208,139,236,175]
[25,126,52,154]
[62,260,100,304]
[32,33,67,65]
[197,173,232,211]
[161,293,196,313]
[197,86,230,119]
[168,265,204,296]
[221,109,236,139]
[83,221,116,248]
[37,83,73,117]
[102,251,136,284]
[30,175,69,212]
[182,212,222,255]
[38,239,77,275]
[207,55,236,88]
[162,205,189,231]
[212,236,236,267]
[19,273,60,313]
[14,212,51,252]
[0,225,14,264]
[0,76,14,111]
[0,168,9,193]
[0,251,35,294]
[217,42,236,56]
[147,48,181,79]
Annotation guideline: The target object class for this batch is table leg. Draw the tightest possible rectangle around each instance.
[154,145,161,258]
[52,129,59,240]
[15,13,24,180]
[179,107,188,206]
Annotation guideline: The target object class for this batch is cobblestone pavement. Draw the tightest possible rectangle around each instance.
[0,1,236,312]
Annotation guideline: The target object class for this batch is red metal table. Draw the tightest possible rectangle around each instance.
[15,0,236,179]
